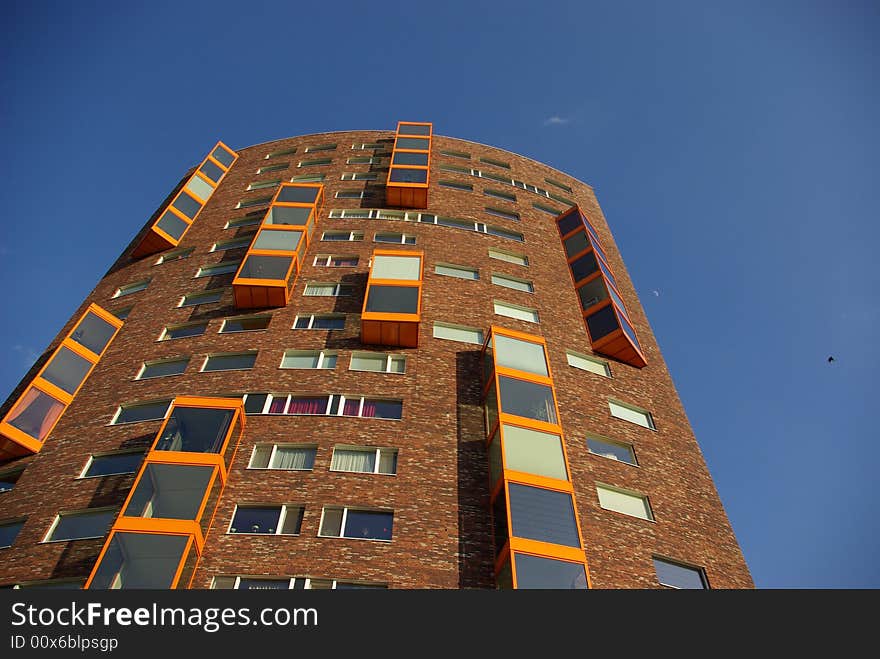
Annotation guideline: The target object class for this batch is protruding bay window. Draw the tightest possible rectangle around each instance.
[386,122,432,208]
[361,250,423,348]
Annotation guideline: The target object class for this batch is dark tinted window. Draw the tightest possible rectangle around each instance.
[164,323,207,339]
[222,316,271,333]
[41,347,92,394]
[508,484,580,548]
[0,520,24,547]
[395,137,429,150]
[244,394,268,415]
[276,186,320,204]
[365,286,419,314]
[155,406,233,453]
[498,376,557,424]
[586,305,620,341]
[203,353,257,372]
[172,191,202,219]
[556,209,582,236]
[211,146,235,167]
[156,211,189,240]
[514,553,588,589]
[114,401,170,424]
[71,312,117,355]
[199,160,224,182]
[139,358,188,379]
[389,168,428,184]
[125,463,213,520]
[563,231,589,258]
[84,452,143,477]
[0,470,23,493]
[569,251,599,283]
[654,558,708,589]
[49,509,116,541]
[230,507,281,534]
[392,152,429,166]
[398,124,431,136]
[343,510,393,541]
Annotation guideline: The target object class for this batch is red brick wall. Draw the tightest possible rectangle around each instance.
[0,130,752,588]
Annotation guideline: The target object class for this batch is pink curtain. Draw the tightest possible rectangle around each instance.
[268,397,288,414]
[342,399,361,416]
[360,400,377,418]
[7,387,65,441]
[287,397,327,415]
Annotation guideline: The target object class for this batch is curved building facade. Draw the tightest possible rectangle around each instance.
[0,125,753,589]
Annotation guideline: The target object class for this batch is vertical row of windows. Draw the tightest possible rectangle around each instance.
[386,121,432,209]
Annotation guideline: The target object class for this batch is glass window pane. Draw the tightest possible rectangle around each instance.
[238,255,293,280]
[502,424,567,481]
[433,323,483,344]
[653,558,708,589]
[493,335,548,377]
[155,406,233,453]
[311,315,345,329]
[280,506,304,534]
[371,255,422,281]
[199,159,224,183]
[89,532,189,589]
[0,521,25,548]
[85,452,143,477]
[172,191,202,219]
[156,211,189,240]
[566,352,609,376]
[7,388,66,440]
[398,124,431,136]
[115,400,169,424]
[331,448,376,473]
[49,509,115,541]
[350,354,386,372]
[498,376,557,424]
[230,507,281,534]
[389,168,428,183]
[395,137,429,150]
[586,305,619,341]
[271,447,316,470]
[253,229,302,252]
[587,438,636,464]
[276,186,320,204]
[608,401,653,429]
[124,463,214,520]
[163,323,207,339]
[71,312,117,355]
[392,152,429,165]
[578,277,609,311]
[249,445,271,468]
[0,469,23,492]
[265,205,312,226]
[281,351,321,369]
[491,274,533,292]
[570,251,599,283]
[238,578,291,590]
[139,359,188,379]
[221,316,270,333]
[377,449,397,474]
[185,175,214,201]
[563,231,589,258]
[365,285,419,314]
[488,249,527,266]
[244,394,268,415]
[342,510,393,540]
[364,399,402,420]
[211,146,235,167]
[389,356,406,373]
[508,483,580,547]
[514,553,588,589]
[596,485,653,520]
[180,290,223,307]
[557,210,582,236]
[41,346,92,394]
[494,302,538,323]
[203,353,257,372]
[319,508,343,536]
[488,434,502,485]
[435,264,478,279]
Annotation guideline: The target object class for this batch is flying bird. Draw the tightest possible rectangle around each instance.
[827,356,835,363]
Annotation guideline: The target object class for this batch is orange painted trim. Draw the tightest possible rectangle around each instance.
[508,537,586,563]
[84,529,197,589]
[361,310,421,323]
[0,421,45,454]
[503,470,573,493]
[509,549,590,589]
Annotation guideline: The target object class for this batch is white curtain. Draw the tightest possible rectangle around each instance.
[272,447,314,470]
[331,449,375,473]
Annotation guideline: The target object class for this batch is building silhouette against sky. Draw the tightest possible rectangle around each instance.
[0,124,752,589]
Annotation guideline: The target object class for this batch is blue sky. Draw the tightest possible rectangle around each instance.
[1,1,877,587]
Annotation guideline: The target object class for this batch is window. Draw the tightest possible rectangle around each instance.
[298,158,332,167]
[196,260,240,277]
[433,322,483,345]
[498,375,556,424]
[0,519,25,548]
[335,189,366,199]
[313,254,358,267]
[545,177,573,193]
[265,148,297,159]
[587,437,637,465]
[494,301,539,323]
[609,400,655,429]
[45,508,116,542]
[226,214,264,229]
[435,263,478,280]
[110,306,132,320]
[249,445,317,470]
[112,400,171,424]
[155,247,194,264]
[236,195,273,209]
[228,505,304,535]
[484,188,516,203]
[653,557,709,589]
[439,180,473,192]
[247,179,281,191]
[513,553,588,589]
[349,352,406,374]
[533,202,562,216]
[281,350,337,369]
[595,484,653,520]
[257,163,289,174]
[351,142,386,150]
[250,394,402,420]
[488,249,528,266]
[500,424,567,481]
[290,173,325,183]
[112,279,150,298]
[508,483,580,547]
[480,156,511,170]
[341,172,379,181]
[327,208,524,242]
[305,143,337,152]
[212,576,386,590]
[321,230,363,242]
[202,352,258,372]
[347,156,380,165]
[80,451,144,478]
[566,351,611,377]
[137,357,189,380]
[212,236,253,252]
[293,314,345,330]
[440,149,470,159]
[179,289,224,307]
[303,283,352,297]
[485,207,520,222]
[219,315,271,333]
[491,274,534,293]
[331,446,398,475]
[319,507,393,541]
[160,321,208,341]
[374,232,415,245]
[0,468,23,493]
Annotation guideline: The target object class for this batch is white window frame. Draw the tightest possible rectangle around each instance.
[280,350,337,370]
[317,506,393,542]
[112,279,150,298]
[321,230,363,242]
[330,446,398,475]
[135,357,189,380]
[351,142,386,150]
[110,400,172,425]
[246,179,281,191]
[374,232,415,244]
[201,352,258,373]
[341,172,379,181]
[609,400,656,430]
[227,504,303,536]
[42,506,118,543]
[595,483,654,521]
[154,248,194,265]
[335,189,367,199]
[349,352,406,374]
[78,449,145,479]
[177,289,225,307]
[303,282,352,297]
[432,322,484,345]
[218,315,271,334]
[247,444,318,471]
[248,394,402,420]
[304,143,337,153]
[257,163,290,174]
[159,322,208,340]
[313,254,358,267]
[292,314,346,330]
[566,351,611,377]
[264,148,297,159]
[297,158,332,167]
[235,196,273,209]
[491,273,534,293]
[195,260,240,278]
[493,300,540,323]
[586,436,637,466]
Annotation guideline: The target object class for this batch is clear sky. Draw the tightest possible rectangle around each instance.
[1,0,877,588]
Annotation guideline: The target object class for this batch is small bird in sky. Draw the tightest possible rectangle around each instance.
[652,289,660,297]
[827,356,835,363]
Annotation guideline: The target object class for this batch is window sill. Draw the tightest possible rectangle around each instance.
[226,532,301,537]
[317,535,392,543]
[40,536,107,544]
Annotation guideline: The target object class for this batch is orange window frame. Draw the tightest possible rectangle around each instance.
[132,140,239,259]
[386,122,432,208]
[84,529,198,590]
[0,304,123,458]
[360,249,424,348]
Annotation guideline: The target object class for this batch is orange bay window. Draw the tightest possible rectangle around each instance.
[86,397,244,589]
[386,122,432,209]
[481,326,591,589]
[232,183,324,309]
[0,304,123,459]
[132,141,238,258]
[361,250,423,348]
[555,206,647,368]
